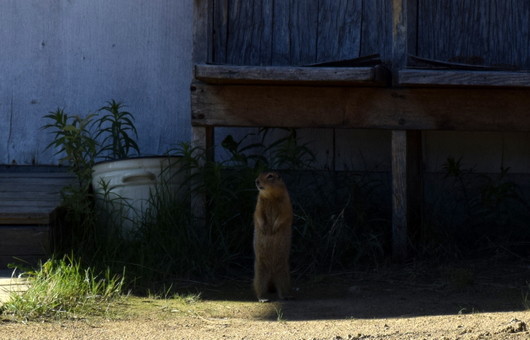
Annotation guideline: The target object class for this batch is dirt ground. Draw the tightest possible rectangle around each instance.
[1,260,530,340]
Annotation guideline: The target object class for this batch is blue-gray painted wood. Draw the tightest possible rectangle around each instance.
[0,0,193,165]
[211,0,529,69]
[417,0,530,69]
[212,0,391,66]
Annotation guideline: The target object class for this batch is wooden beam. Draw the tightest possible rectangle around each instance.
[194,64,388,86]
[399,69,530,87]
[191,83,530,131]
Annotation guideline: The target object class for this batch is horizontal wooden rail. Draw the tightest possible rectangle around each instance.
[191,82,530,131]
[399,69,530,87]
[195,64,389,86]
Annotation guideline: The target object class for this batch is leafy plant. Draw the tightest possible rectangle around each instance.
[95,100,140,160]
[40,119,393,290]
[43,109,97,190]
[42,100,143,253]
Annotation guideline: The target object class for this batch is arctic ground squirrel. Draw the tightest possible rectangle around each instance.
[253,171,293,302]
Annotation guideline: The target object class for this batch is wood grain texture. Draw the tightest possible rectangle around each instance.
[417,0,530,69]
[360,0,393,60]
[0,172,73,225]
[392,0,407,68]
[194,0,213,63]
[317,1,362,63]
[211,0,389,66]
[399,70,530,87]
[194,64,379,85]
[191,82,530,131]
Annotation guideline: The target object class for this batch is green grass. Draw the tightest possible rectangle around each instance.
[1,255,125,321]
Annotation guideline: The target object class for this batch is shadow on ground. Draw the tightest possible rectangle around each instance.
[195,259,530,321]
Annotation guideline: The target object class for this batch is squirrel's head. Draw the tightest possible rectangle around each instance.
[255,172,287,198]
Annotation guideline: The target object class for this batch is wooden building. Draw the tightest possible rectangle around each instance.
[1,0,529,267]
[190,0,530,259]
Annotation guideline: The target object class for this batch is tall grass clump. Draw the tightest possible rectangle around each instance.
[115,128,319,285]
[420,157,530,259]
[1,255,124,321]
[288,170,390,275]
[41,120,393,291]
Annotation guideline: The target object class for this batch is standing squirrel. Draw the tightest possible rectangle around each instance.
[253,171,293,302]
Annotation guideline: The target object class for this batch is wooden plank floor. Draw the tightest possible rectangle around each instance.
[0,170,74,268]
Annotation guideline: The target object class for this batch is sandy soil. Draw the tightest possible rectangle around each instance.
[1,260,529,340]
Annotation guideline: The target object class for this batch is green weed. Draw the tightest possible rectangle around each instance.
[42,119,392,291]
[1,255,124,321]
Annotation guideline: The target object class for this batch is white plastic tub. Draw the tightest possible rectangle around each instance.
[91,156,183,237]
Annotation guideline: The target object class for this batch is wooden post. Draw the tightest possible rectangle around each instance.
[191,0,213,226]
[391,130,408,260]
[191,126,214,226]
[391,130,422,261]
[391,0,422,260]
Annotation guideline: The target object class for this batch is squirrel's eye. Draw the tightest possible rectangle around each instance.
[266,173,275,180]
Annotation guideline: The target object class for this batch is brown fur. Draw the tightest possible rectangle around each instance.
[253,171,293,302]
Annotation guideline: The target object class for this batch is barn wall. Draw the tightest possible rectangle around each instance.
[2,0,530,178]
[0,0,192,165]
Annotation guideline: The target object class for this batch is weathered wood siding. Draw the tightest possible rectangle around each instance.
[211,0,392,66]
[211,0,530,69]
[416,0,530,69]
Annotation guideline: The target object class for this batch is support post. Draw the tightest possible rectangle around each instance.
[191,0,213,227]
[191,126,214,226]
[391,130,422,261]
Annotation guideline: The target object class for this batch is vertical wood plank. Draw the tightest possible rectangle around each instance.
[212,0,228,63]
[417,0,530,69]
[193,0,213,63]
[316,0,362,63]
[392,0,408,75]
[225,0,274,65]
[192,0,214,227]
[391,130,408,261]
[271,0,290,65]
[260,0,274,65]
[191,126,214,227]
[391,0,407,259]
[225,0,250,64]
[406,0,418,56]
[361,0,393,61]
[391,130,423,261]
[289,0,319,65]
